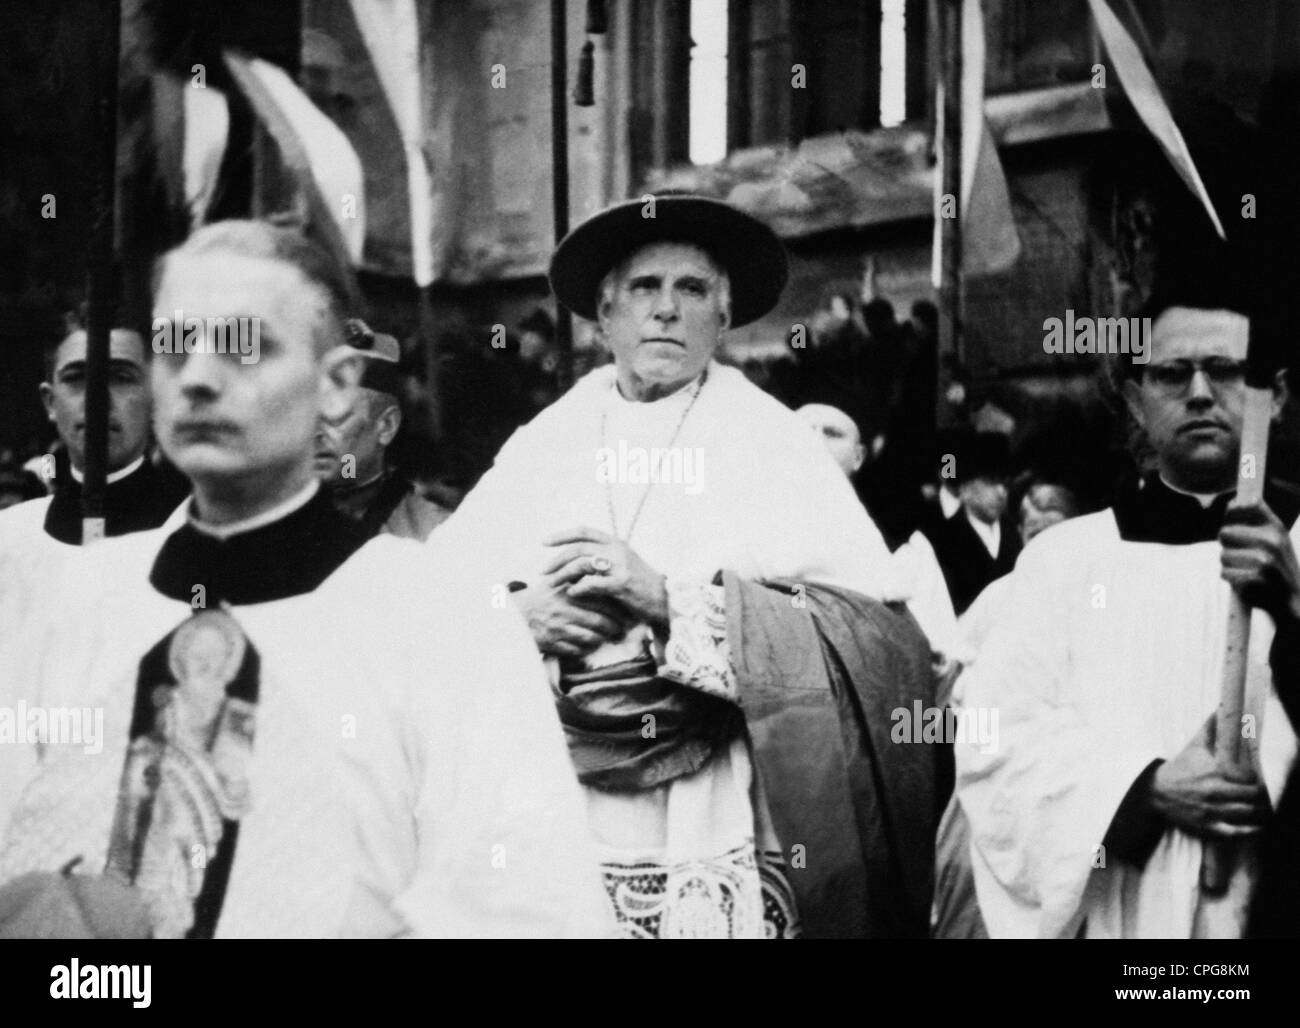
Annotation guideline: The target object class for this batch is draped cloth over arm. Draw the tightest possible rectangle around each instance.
[723,573,941,937]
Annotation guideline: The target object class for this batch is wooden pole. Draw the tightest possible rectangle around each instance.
[1216,390,1272,774]
[1200,384,1272,896]
[551,0,574,390]
[82,0,123,546]
[1198,72,1298,899]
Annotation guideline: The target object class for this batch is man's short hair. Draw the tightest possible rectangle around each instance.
[42,331,70,381]
[43,305,147,379]
[153,220,357,356]
[1110,293,1252,388]
[596,243,733,326]
[1021,480,1080,519]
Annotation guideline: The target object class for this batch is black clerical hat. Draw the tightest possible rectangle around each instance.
[953,431,1012,484]
[548,195,789,327]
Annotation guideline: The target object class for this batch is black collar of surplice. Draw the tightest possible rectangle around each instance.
[44,459,188,544]
[149,486,370,605]
[1113,473,1300,545]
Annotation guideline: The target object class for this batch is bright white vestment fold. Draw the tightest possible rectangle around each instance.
[955,510,1299,938]
[0,462,188,641]
[0,522,612,938]
[432,362,890,605]
[887,530,958,658]
[430,361,893,937]
[0,497,58,642]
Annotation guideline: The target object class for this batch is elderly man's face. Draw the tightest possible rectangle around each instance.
[151,253,337,495]
[314,387,393,485]
[598,242,728,401]
[1124,306,1258,493]
[40,329,151,473]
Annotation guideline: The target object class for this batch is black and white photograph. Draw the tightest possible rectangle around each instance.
[0,0,1297,1003]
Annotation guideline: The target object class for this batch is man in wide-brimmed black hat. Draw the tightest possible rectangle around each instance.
[930,430,1019,616]
[433,195,944,938]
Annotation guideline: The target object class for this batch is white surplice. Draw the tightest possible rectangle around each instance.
[0,496,60,639]
[955,510,1299,938]
[430,361,893,937]
[0,510,612,938]
[953,571,1013,667]
[887,530,959,659]
[0,459,178,640]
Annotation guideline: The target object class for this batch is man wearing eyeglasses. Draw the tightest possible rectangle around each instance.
[954,293,1298,938]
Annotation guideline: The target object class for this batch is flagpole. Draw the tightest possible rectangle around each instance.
[551,0,574,390]
[938,0,963,402]
[419,288,442,442]
[1199,77,1297,898]
[1201,385,1272,895]
[82,0,123,546]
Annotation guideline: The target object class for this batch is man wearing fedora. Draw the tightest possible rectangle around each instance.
[432,195,943,938]
[930,431,1019,616]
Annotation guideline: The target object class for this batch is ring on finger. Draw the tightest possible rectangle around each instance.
[590,555,614,575]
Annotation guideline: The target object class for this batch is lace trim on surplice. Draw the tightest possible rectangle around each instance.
[600,844,799,939]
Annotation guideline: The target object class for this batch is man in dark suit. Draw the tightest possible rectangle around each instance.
[931,432,1018,615]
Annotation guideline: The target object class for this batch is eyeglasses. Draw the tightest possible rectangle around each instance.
[1142,358,1248,394]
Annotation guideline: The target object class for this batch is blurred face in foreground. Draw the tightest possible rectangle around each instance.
[151,251,358,522]
[598,242,730,402]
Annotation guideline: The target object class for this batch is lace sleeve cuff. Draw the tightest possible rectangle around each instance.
[657,579,737,702]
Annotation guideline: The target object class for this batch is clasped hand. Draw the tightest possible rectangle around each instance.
[513,527,669,658]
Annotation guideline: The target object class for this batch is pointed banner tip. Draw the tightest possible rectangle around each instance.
[1087,0,1225,241]
[221,49,365,300]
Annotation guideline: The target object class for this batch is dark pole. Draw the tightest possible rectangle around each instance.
[937,0,962,425]
[83,0,123,545]
[551,0,574,388]
[419,288,443,444]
